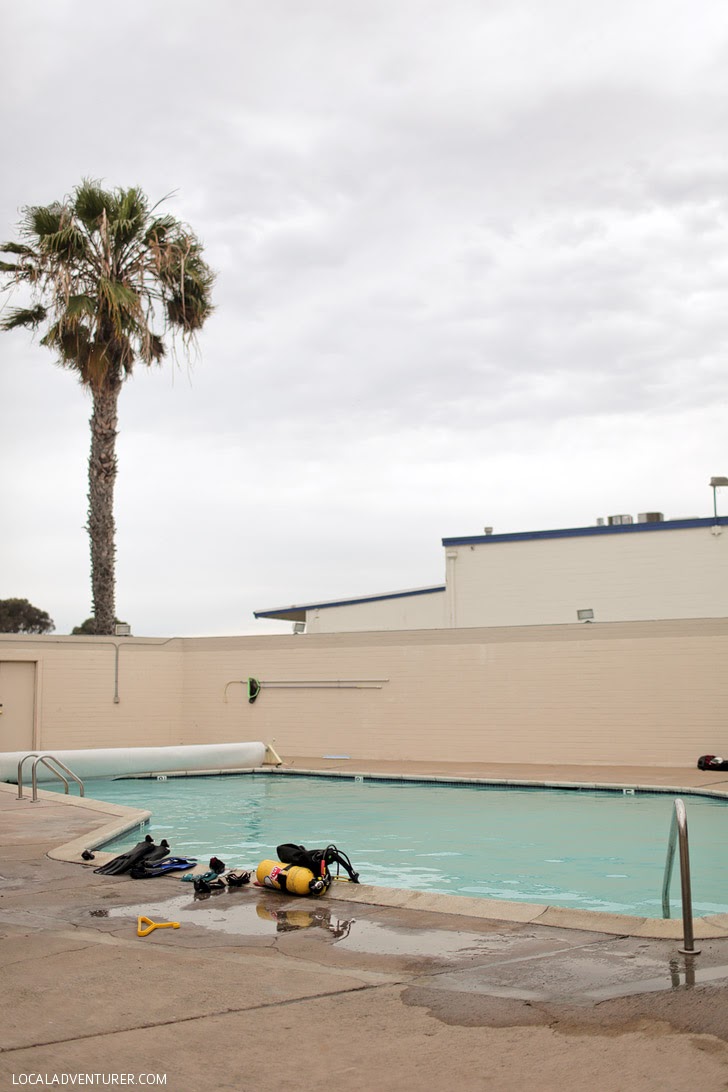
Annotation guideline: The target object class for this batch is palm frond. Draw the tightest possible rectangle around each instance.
[80,339,114,388]
[43,325,129,389]
[25,204,64,239]
[98,278,141,326]
[148,332,165,362]
[40,224,89,262]
[112,218,145,250]
[111,187,148,244]
[114,186,146,216]
[159,236,216,331]
[0,242,36,256]
[1,305,47,332]
[65,294,97,320]
[135,329,166,366]
[144,214,177,246]
[0,260,20,272]
[165,294,212,331]
[41,321,89,364]
[73,180,114,230]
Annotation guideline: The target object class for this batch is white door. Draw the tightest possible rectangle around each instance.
[0,661,36,752]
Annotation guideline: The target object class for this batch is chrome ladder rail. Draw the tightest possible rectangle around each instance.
[662,798,700,955]
[16,753,85,803]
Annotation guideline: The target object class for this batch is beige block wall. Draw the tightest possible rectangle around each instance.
[447,525,728,627]
[2,619,727,767]
[0,637,184,751]
[217,622,727,765]
[306,589,446,633]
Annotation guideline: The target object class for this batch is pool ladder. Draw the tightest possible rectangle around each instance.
[16,753,85,803]
[662,798,700,955]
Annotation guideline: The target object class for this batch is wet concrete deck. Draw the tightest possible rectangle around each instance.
[2,763,728,1090]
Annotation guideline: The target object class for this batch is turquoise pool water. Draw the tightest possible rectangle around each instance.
[65,774,728,917]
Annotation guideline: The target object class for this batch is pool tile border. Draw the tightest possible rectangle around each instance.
[251,765,728,803]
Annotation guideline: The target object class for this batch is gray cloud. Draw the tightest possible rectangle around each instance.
[2,1,728,635]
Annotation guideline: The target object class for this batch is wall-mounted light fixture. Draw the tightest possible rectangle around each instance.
[292,622,306,634]
[710,477,728,520]
[577,608,594,623]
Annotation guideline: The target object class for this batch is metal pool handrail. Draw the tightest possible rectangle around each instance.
[16,753,40,800]
[16,753,85,803]
[662,798,700,955]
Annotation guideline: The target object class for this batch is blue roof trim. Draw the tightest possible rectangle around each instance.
[442,516,728,547]
[254,584,447,618]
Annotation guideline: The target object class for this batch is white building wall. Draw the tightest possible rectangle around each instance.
[447,524,728,628]
[305,590,446,633]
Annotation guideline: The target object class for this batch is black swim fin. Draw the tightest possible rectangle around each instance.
[130,855,197,878]
[142,839,170,866]
[93,835,156,876]
[143,855,198,871]
[128,840,171,878]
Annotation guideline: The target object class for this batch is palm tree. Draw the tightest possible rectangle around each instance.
[0,181,215,635]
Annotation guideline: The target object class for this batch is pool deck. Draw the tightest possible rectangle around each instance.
[2,761,728,1090]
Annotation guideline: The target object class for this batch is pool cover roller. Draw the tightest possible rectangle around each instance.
[0,741,267,782]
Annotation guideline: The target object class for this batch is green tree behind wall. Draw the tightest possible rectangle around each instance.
[0,598,55,633]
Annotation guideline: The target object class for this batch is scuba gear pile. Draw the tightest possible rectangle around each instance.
[93,836,357,898]
[256,844,360,897]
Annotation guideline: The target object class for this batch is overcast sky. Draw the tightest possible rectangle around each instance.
[2,0,728,637]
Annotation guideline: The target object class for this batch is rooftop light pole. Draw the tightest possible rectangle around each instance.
[710,477,728,520]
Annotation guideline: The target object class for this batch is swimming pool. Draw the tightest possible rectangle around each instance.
[68,774,728,917]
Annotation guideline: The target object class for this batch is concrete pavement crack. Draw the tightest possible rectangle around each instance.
[0,942,93,968]
[0,980,401,1055]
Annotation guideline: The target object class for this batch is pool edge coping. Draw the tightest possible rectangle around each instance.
[9,771,728,942]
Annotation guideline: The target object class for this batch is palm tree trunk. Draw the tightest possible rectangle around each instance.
[87,381,121,635]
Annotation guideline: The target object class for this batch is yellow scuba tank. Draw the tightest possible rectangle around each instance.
[256,859,328,896]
